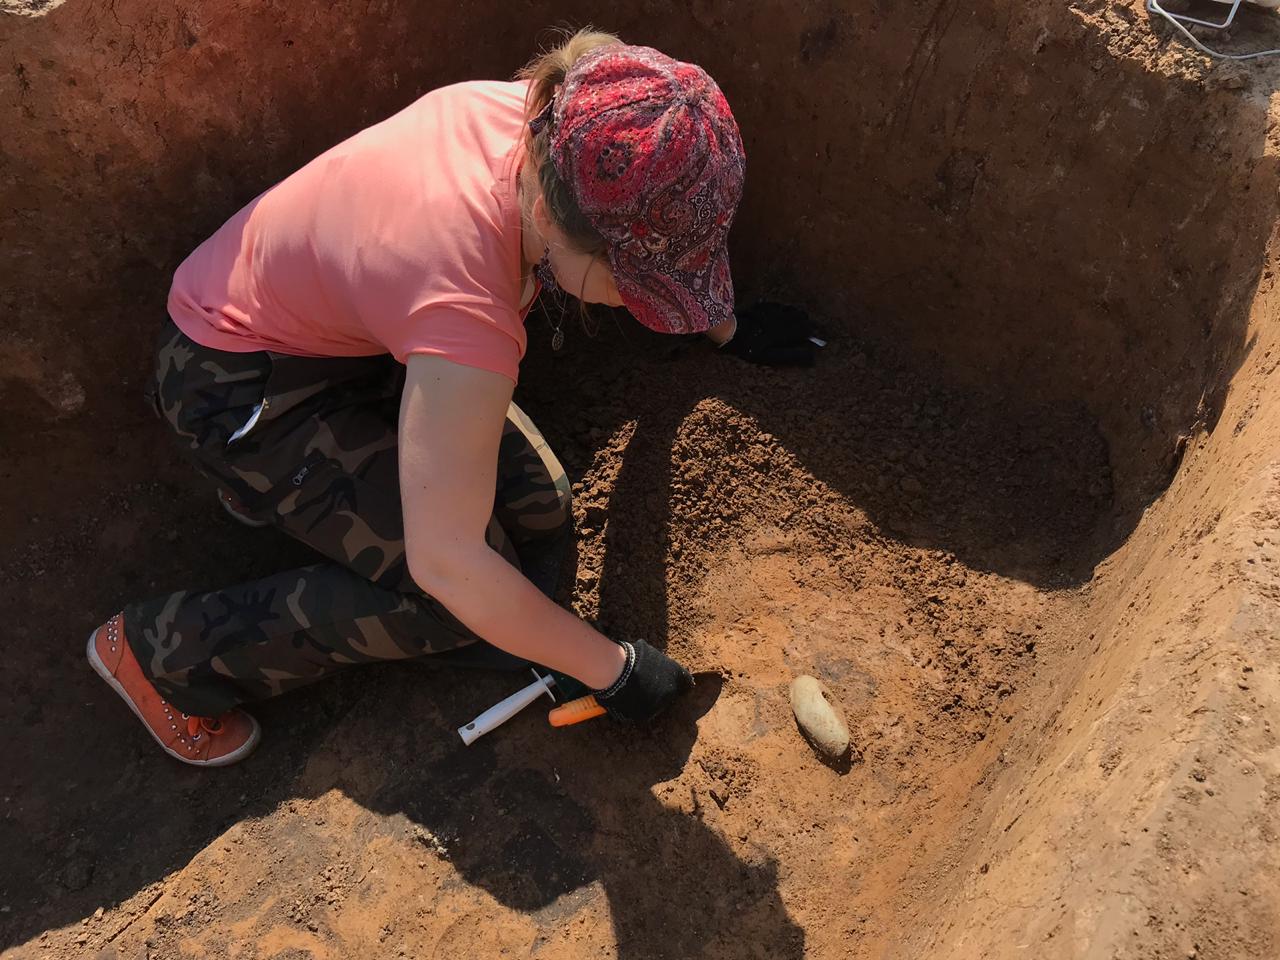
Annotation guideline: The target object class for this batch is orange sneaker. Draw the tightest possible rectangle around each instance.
[86,613,261,766]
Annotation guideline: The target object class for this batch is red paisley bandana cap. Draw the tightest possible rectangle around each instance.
[548,44,745,334]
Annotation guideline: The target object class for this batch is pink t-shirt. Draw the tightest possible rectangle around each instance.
[168,80,532,383]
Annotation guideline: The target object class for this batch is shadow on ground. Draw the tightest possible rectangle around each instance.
[0,411,803,956]
[2,319,1109,953]
[2,257,1264,952]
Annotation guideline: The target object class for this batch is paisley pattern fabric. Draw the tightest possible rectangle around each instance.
[547,45,745,334]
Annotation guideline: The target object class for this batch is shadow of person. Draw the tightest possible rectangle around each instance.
[516,356,805,956]
[5,647,803,959]
[335,669,806,959]
[1,332,804,956]
[591,689,806,959]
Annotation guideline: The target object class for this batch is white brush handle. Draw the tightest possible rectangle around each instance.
[458,671,555,745]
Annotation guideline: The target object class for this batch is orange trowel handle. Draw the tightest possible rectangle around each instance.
[549,694,607,727]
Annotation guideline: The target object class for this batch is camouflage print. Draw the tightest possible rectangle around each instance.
[125,321,571,717]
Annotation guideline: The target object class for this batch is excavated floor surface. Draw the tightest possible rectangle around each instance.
[2,322,1113,958]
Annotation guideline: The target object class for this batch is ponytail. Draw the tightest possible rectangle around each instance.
[516,27,620,258]
[518,27,620,144]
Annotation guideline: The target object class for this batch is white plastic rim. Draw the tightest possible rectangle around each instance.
[1208,0,1280,8]
[1149,0,1280,59]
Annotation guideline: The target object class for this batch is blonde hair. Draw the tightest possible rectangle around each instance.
[517,27,621,258]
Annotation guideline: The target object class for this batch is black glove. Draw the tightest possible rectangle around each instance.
[718,301,820,367]
[594,639,694,723]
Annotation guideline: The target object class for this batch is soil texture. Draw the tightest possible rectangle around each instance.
[1,321,1113,959]
[3,1,1280,958]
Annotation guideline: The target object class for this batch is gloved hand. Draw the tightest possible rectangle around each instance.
[594,639,693,723]
[718,301,821,367]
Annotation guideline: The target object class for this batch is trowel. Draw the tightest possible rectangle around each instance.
[457,669,599,745]
[458,668,715,744]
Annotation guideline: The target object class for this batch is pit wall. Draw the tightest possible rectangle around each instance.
[900,11,1280,955]
[909,225,1280,957]
[4,2,1280,957]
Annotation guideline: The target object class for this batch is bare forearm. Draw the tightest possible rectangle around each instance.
[397,357,625,689]
[418,545,626,689]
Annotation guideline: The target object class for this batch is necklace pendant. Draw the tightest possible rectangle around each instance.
[551,328,564,351]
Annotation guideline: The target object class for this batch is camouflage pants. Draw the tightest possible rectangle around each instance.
[123,321,572,717]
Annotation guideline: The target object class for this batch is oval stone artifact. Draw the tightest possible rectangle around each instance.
[790,675,851,759]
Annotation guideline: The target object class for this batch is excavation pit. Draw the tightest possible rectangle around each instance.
[3,2,1279,957]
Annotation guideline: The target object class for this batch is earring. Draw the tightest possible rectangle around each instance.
[534,249,558,291]
[534,251,564,351]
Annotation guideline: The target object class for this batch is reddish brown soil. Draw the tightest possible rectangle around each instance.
[1,318,1110,959]
[3,2,1280,959]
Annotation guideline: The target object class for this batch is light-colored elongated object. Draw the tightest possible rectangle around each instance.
[790,675,851,759]
[458,670,556,746]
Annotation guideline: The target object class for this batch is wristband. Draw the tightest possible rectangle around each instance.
[593,640,636,699]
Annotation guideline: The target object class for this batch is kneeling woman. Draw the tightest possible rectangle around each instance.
[88,30,813,765]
